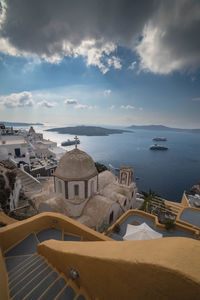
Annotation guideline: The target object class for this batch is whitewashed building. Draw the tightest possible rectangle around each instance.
[54,147,98,217]
[47,140,138,229]
[0,135,30,165]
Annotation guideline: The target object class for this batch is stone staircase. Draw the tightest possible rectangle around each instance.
[16,169,42,192]
[164,200,184,216]
[4,228,88,300]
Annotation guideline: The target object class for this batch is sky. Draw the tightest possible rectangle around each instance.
[0,0,200,128]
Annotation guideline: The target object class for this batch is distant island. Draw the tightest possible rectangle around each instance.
[1,121,43,127]
[46,125,131,136]
[127,125,200,133]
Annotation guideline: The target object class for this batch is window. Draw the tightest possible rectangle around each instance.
[124,199,127,207]
[74,184,79,196]
[109,211,114,224]
[50,169,54,175]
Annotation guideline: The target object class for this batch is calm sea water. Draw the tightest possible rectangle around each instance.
[31,125,200,202]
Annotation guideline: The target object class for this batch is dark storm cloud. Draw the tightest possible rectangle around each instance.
[0,0,155,55]
[0,0,200,74]
[136,0,200,73]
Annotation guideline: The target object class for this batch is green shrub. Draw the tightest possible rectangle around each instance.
[0,188,10,209]
[0,174,5,189]
[95,162,108,173]
[162,218,175,231]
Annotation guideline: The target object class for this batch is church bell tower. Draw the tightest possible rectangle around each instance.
[119,167,134,186]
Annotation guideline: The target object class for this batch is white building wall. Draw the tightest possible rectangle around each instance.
[130,186,137,208]
[105,203,121,226]
[68,181,85,199]
[55,177,65,198]
[9,179,22,210]
[88,176,98,198]
[0,143,30,164]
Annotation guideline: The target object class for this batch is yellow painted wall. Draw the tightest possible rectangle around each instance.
[181,192,189,206]
[38,237,200,300]
[0,249,9,300]
[0,212,18,225]
[0,212,111,253]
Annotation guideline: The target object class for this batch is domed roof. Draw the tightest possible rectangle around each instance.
[54,148,98,181]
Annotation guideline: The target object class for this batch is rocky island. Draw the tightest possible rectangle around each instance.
[127,124,200,133]
[46,125,130,136]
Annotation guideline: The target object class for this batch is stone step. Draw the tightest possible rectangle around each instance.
[10,261,48,298]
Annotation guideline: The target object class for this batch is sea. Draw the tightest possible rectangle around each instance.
[24,124,200,203]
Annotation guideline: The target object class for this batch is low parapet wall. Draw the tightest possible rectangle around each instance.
[106,209,199,237]
[0,212,18,226]
[38,237,200,300]
[176,207,200,234]
[0,212,111,253]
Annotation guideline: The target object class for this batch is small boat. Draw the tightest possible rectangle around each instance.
[150,144,168,150]
[152,137,167,141]
[61,139,80,146]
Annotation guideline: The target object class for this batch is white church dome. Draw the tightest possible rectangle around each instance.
[54,148,98,181]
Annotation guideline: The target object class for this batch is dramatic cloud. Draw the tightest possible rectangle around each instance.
[104,89,111,96]
[136,1,200,74]
[0,0,199,74]
[0,0,154,73]
[74,40,117,74]
[121,105,135,109]
[64,99,77,105]
[107,56,121,70]
[75,104,93,110]
[37,100,56,108]
[128,61,136,70]
[0,91,34,108]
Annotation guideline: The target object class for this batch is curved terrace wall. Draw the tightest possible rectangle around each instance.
[0,212,111,253]
[38,237,200,300]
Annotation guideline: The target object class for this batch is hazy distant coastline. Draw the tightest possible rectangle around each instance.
[127,125,200,133]
[1,121,43,127]
[46,125,130,136]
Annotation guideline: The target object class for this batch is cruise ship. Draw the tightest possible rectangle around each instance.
[150,144,168,150]
[152,137,167,141]
[61,139,80,146]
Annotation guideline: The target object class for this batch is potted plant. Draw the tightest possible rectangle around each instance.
[162,218,175,231]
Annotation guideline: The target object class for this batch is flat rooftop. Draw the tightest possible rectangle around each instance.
[0,137,26,145]
[179,208,200,228]
[109,214,196,241]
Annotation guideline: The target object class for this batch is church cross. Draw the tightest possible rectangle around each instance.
[74,136,79,149]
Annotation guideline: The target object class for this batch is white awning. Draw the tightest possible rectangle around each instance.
[123,223,163,241]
